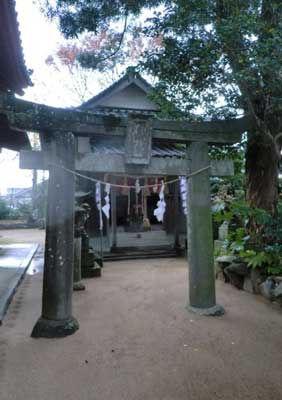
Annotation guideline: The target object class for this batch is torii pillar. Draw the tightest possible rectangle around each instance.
[187,142,224,316]
[31,131,79,338]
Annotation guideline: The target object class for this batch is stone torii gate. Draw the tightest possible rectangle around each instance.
[0,94,252,338]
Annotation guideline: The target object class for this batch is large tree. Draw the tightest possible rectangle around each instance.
[42,0,282,213]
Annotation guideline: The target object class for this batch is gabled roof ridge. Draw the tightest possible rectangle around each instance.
[79,71,153,109]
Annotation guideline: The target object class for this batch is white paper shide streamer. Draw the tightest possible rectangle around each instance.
[135,178,141,194]
[102,183,111,219]
[153,180,166,222]
[96,182,103,230]
[179,176,188,215]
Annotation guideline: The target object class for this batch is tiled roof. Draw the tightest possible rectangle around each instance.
[0,0,32,150]
[78,107,157,117]
[0,0,32,94]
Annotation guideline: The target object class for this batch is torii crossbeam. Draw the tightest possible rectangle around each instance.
[0,93,252,337]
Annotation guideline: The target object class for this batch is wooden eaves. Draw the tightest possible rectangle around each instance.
[0,0,32,151]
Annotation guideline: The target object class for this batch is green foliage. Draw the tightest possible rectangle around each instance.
[1,202,32,220]
[140,1,282,118]
[0,182,47,222]
[16,202,33,219]
[211,137,246,212]
[41,0,159,38]
[0,199,10,219]
[0,199,25,220]
[215,201,282,275]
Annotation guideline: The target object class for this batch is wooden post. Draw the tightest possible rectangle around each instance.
[111,178,117,250]
[173,180,180,249]
[106,216,110,251]
[186,142,224,316]
[31,131,79,337]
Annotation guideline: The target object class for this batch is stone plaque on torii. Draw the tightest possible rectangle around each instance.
[0,94,252,337]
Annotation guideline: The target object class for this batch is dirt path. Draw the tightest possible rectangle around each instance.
[1,258,282,400]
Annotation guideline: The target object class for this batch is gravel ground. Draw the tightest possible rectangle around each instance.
[1,257,282,400]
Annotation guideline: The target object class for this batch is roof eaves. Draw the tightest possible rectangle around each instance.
[0,0,32,94]
[12,0,33,90]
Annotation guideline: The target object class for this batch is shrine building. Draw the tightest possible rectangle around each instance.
[75,71,186,258]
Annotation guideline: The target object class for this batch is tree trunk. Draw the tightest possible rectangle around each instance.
[246,133,279,213]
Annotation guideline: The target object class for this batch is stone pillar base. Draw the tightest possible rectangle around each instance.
[31,316,79,338]
[188,304,225,317]
[73,281,86,291]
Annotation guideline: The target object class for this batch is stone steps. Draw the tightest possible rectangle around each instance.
[103,247,182,262]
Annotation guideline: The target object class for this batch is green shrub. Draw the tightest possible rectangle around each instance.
[0,199,10,219]
[214,201,282,276]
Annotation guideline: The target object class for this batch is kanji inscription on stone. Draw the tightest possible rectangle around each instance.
[125,116,152,165]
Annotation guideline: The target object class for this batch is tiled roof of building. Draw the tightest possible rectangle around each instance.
[0,0,32,151]
[0,0,32,94]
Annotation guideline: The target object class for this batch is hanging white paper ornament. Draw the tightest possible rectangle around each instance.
[135,178,141,194]
[96,182,103,230]
[102,183,111,219]
[179,176,188,215]
[153,180,166,222]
